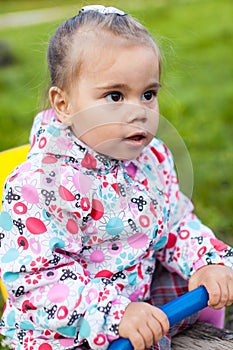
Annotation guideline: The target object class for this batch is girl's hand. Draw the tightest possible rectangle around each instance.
[118,302,169,350]
[189,264,233,309]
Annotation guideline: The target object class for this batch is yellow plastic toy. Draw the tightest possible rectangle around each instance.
[0,144,30,302]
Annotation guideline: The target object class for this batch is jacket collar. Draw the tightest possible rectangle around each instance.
[29,109,123,174]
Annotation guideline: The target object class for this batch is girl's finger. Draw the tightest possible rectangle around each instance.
[152,308,170,334]
[220,285,229,307]
[147,318,163,344]
[207,281,221,307]
[130,331,146,350]
[139,324,155,348]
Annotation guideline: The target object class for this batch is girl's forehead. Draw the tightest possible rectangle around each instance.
[75,46,160,90]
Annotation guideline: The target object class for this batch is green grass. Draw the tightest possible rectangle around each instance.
[0,0,232,341]
[0,0,78,13]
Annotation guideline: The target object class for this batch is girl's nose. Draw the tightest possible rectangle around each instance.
[124,104,148,124]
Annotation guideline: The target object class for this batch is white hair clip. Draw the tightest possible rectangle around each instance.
[79,5,126,16]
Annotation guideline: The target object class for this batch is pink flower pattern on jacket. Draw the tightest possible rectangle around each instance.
[0,109,232,349]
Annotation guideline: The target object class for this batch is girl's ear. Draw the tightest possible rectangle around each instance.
[49,86,72,125]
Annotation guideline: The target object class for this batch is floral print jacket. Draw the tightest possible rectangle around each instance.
[0,109,232,350]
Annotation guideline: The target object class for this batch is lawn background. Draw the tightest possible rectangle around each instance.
[0,0,233,343]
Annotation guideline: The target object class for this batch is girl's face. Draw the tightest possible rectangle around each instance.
[63,36,160,160]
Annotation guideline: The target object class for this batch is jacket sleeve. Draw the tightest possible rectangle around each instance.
[155,146,233,279]
[0,163,130,349]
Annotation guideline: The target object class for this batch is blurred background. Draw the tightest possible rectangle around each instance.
[0,0,232,342]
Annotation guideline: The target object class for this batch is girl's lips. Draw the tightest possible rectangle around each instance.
[123,132,147,147]
[124,132,147,142]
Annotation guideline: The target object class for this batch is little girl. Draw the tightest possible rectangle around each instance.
[0,5,233,350]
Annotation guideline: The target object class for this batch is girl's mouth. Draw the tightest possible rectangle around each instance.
[126,135,145,141]
[124,132,146,141]
[123,132,147,146]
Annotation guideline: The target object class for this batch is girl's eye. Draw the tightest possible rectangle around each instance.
[142,90,157,101]
[106,92,123,102]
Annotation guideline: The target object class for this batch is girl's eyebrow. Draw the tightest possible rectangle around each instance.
[96,82,161,91]
[96,83,128,91]
[145,82,161,90]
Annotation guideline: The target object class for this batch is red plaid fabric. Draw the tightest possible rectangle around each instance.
[149,261,199,349]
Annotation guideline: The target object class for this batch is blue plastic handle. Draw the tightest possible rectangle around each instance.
[108,286,209,350]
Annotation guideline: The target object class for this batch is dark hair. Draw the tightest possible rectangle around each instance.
[47,10,161,91]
